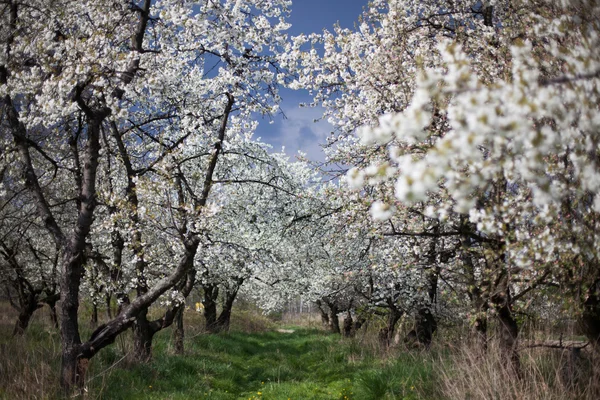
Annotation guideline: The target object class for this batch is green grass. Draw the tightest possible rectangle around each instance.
[0,304,440,399]
[86,328,439,400]
[3,303,599,399]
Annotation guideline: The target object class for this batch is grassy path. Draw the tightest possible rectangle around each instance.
[90,328,438,399]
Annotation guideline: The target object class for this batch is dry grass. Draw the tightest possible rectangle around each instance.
[0,326,62,399]
[0,301,63,398]
[281,311,323,328]
[228,309,276,333]
[440,340,600,400]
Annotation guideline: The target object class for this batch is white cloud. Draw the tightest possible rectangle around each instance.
[257,105,332,163]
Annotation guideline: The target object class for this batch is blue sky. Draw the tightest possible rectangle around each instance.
[255,0,369,163]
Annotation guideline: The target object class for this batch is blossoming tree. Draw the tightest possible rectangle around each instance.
[1,0,291,390]
[283,0,600,370]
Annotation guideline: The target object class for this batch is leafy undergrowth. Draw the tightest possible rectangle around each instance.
[87,328,439,400]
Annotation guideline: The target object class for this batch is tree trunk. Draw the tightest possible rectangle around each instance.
[172,306,185,355]
[130,259,197,361]
[493,289,521,376]
[12,304,37,336]
[412,260,440,347]
[105,294,113,319]
[11,288,42,336]
[61,348,88,392]
[327,302,340,334]
[168,269,196,355]
[343,311,353,338]
[48,300,59,329]
[316,300,330,329]
[413,307,437,347]
[353,314,366,332]
[215,308,232,332]
[90,302,98,328]
[215,287,239,333]
[581,280,600,350]
[474,314,488,350]
[132,309,154,362]
[463,229,489,352]
[203,284,219,333]
[379,307,402,347]
[59,251,87,390]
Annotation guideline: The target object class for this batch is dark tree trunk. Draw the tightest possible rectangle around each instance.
[12,303,39,336]
[132,309,154,362]
[353,314,366,332]
[316,300,330,329]
[474,315,488,350]
[59,251,87,390]
[411,260,440,347]
[169,270,195,354]
[203,284,219,333]
[414,307,437,347]
[90,302,98,328]
[462,225,489,352]
[329,312,340,334]
[11,285,43,336]
[343,311,353,338]
[105,294,113,320]
[61,348,88,391]
[132,268,197,360]
[581,280,600,350]
[215,308,231,332]
[215,286,240,333]
[48,300,59,329]
[493,289,521,376]
[173,307,185,355]
[402,231,440,348]
[327,302,340,334]
[2,249,48,335]
[379,307,402,347]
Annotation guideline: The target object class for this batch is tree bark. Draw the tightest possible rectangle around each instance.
[105,294,113,320]
[325,301,340,334]
[316,300,330,328]
[483,5,494,27]
[474,314,488,350]
[91,303,98,328]
[8,275,44,336]
[379,306,402,347]
[329,311,340,334]
[12,302,41,336]
[353,314,367,333]
[214,290,236,333]
[493,287,521,376]
[132,269,197,360]
[48,300,59,329]
[413,307,437,347]
[132,309,154,362]
[203,284,219,333]
[580,279,600,350]
[411,255,440,347]
[173,307,185,355]
[343,311,353,338]
[58,109,106,389]
[214,278,243,333]
[168,269,196,354]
